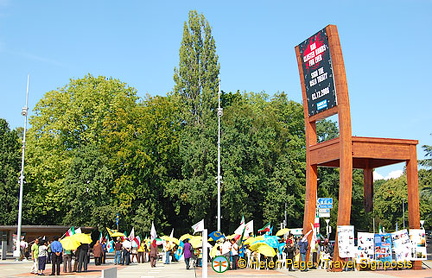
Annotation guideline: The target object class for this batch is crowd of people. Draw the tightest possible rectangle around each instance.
[21,231,334,275]
[206,233,335,271]
[28,236,105,276]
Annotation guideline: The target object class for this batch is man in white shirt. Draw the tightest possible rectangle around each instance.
[230,239,239,270]
[122,239,132,265]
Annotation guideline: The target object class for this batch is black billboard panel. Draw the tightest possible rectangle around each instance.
[298,28,337,117]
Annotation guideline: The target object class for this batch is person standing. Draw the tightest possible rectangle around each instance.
[285,233,296,271]
[20,238,28,261]
[37,240,48,276]
[149,239,158,268]
[50,236,63,276]
[164,240,172,264]
[101,240,107,264]
[114,239,122,265]
[46,240,52,264]
[183,239,193,270]
[130,243,138,263]
[30,238,39,274]
[298,234,309,272]
[77,243,89,272]
[122,238,132,265]
[137,241,145,263]
[230,239,239,270]
[63,248,72,273]
[93,240,103,266]
[311,239,320,268]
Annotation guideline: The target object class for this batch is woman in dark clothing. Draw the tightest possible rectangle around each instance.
[93,240,103,265]
[149,240,158,267]
[77,243,89,272]
[285,233,297,271]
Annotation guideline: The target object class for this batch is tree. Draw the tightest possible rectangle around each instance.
[129,94,183,235]
[173,10,220,127]
[0,119,21,224]
[373,176,408,231]
[419,136,432,168]
[25,74,140,225]
[169,10,221,229]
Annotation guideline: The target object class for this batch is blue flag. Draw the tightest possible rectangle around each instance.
[208,231,225,241]
[175,240,184,261]
[106,240,115,253]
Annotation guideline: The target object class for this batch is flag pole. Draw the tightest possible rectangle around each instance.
[216,81,223,232]
[14,75,30,259]
[202,229,208,278]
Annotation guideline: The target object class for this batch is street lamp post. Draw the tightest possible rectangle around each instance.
[14,76,30,259]
[216,86,223,232]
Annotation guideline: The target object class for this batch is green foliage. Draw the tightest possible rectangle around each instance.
[24,74,140,225]
[419,167,432,230]
[373,176,408,231]
[169,9,221,232]
[0,119,21,224]
[419,138,432,168]
[173,10,220,126]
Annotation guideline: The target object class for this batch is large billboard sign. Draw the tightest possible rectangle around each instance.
[298,28,337,116]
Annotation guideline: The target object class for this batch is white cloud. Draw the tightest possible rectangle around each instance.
[373,169,404,181]
[373,171,384,181]
[386,170,404,180]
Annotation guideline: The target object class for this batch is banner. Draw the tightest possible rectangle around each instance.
[374,233,392,262]
[409,229,427,260]
[356,232,374,262]
[297,27,337,116]
[391,229,412,261]
[337,225,355,258]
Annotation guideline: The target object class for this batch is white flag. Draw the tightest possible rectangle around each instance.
[129,227,135,240]
[151,221,157,240]
[244,220,254,237]
[192,219,204,234]
[169,228,174,238]
[75,227,82,234]
[234,223,245,235]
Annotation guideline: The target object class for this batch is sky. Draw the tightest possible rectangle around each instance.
[0,0,431,180]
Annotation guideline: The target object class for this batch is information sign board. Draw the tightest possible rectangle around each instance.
[298,28,337,116]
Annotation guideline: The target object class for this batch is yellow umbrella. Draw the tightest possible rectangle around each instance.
[110,232,126,237]
[243,237,257,245]
[179,234,193,242]
[276,228,290,237]
[244,236,265,246]
[70,233,92,244]
[60,236,81,250]
[161,235,179,245]
[189,236,202,248]
[249,242,276,257]
[106,227,126,238]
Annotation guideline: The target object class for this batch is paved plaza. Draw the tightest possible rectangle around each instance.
[0,258,431,278]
